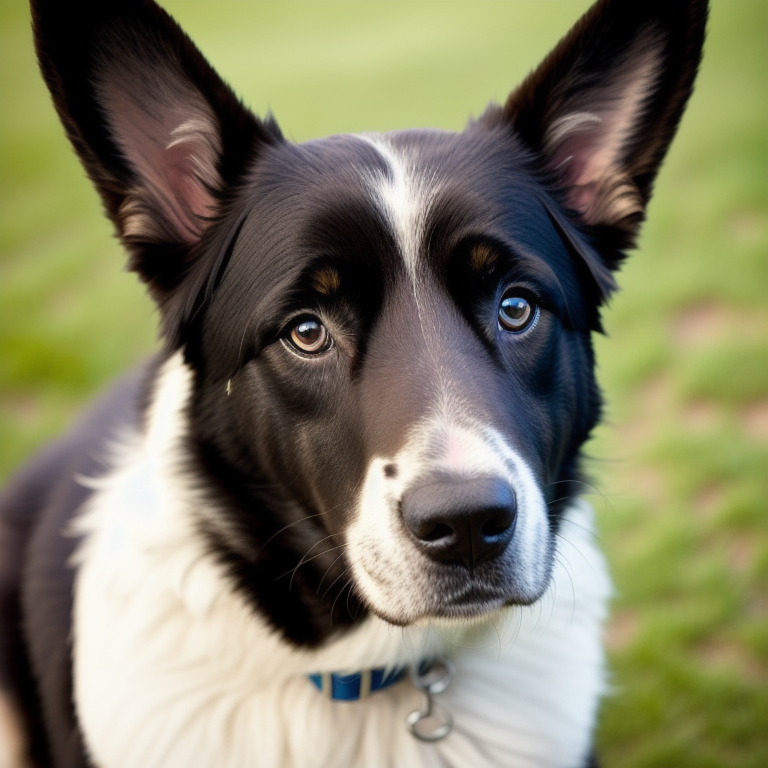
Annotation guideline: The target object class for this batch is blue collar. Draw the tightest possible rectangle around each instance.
[308,667,407,701]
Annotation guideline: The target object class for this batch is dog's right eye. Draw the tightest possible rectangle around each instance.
[285,318,333,355]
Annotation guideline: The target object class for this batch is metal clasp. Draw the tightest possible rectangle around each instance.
[406,658,455,742]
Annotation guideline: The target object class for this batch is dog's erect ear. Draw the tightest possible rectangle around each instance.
[32,0,282,345]
[488,0,707,257]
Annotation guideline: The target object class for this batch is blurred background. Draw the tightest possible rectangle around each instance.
[1,1,766,764]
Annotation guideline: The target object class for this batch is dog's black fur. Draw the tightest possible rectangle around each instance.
[1,1,706,766]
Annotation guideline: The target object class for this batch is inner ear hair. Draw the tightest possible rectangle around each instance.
[96,48,224,247]
[540,32,663,231]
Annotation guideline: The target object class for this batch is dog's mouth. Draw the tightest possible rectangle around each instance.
[348,541,554,627]
[360,583,530,627]
[407,579,518,624]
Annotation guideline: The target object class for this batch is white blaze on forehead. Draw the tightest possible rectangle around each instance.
[355,136,477,437]
[355,133,439,279]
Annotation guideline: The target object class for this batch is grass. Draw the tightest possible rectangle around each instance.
[1,1,766,764]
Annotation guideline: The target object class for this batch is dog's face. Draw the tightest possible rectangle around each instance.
[33,0,706,636]
[193,128,602,623]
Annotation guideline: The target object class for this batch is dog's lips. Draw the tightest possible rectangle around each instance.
[365,591,510,627]
[430,576,529,615]
[357,563,540,626]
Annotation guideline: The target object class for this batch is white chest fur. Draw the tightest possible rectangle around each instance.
[71,356,610,768]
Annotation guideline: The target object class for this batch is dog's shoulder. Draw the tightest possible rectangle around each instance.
[0,354,164,766]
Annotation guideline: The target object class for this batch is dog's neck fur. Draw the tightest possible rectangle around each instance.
[70,353,610,768]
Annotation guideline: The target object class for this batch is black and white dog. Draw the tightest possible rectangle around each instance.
[0,1,707,766]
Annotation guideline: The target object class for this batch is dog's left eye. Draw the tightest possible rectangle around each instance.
[286,318,333,355]
[498,292,539,333]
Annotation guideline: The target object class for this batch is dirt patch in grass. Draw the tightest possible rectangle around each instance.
[681,400,721,433]
[2,393,42,427]
[605,609,640,651]
[672,303,767,348]
[673,304,732,348]
[747,593,768,622]
[639,375,672,412]
[693,485,726,521]
[740,400,768,442]
[613,375,672,450]
[696,638,768,684]
[629,467,667,509]
[727,534,756,574]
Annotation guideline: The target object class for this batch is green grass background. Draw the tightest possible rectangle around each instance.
[1,1,766,764]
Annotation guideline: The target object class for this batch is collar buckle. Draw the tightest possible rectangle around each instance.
[308,657,455,743]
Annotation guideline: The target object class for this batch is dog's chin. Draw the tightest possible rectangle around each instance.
[360,579,548,628]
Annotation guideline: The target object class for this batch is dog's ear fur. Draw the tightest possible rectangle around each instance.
[32,0,282,346]
[484,0,707,271]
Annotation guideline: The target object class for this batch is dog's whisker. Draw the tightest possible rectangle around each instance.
[327,577,347,626]
[507,607,524,650]
[320,561,352,601]
[284,544,347,587]
[555,531,601,581]
[282,536,341,591]
[276,535,335,585]
[545,479,614,515]
[345,580,357,619]
[317,550,349,595]
[254,513,325,561]
[552,552,577,626]
[489,614,503,661]
[556,515,605,541]
[328,578,353,627]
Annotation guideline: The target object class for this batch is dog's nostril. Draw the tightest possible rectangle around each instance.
[481,510,515,538]
[418,522,454,543]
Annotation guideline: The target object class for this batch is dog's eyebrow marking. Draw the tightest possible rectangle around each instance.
[311,265,341,295]
[468,243,499,273]
[354,134,438,280]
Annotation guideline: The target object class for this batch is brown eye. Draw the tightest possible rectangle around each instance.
[289,318,332,354]
[498,294,538,333]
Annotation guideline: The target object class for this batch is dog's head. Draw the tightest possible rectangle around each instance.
[33,0,706,635]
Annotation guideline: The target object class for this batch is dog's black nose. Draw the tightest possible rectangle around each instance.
[401,477,516,570]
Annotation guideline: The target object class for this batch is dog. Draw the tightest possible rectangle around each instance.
[0,0,707,766]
